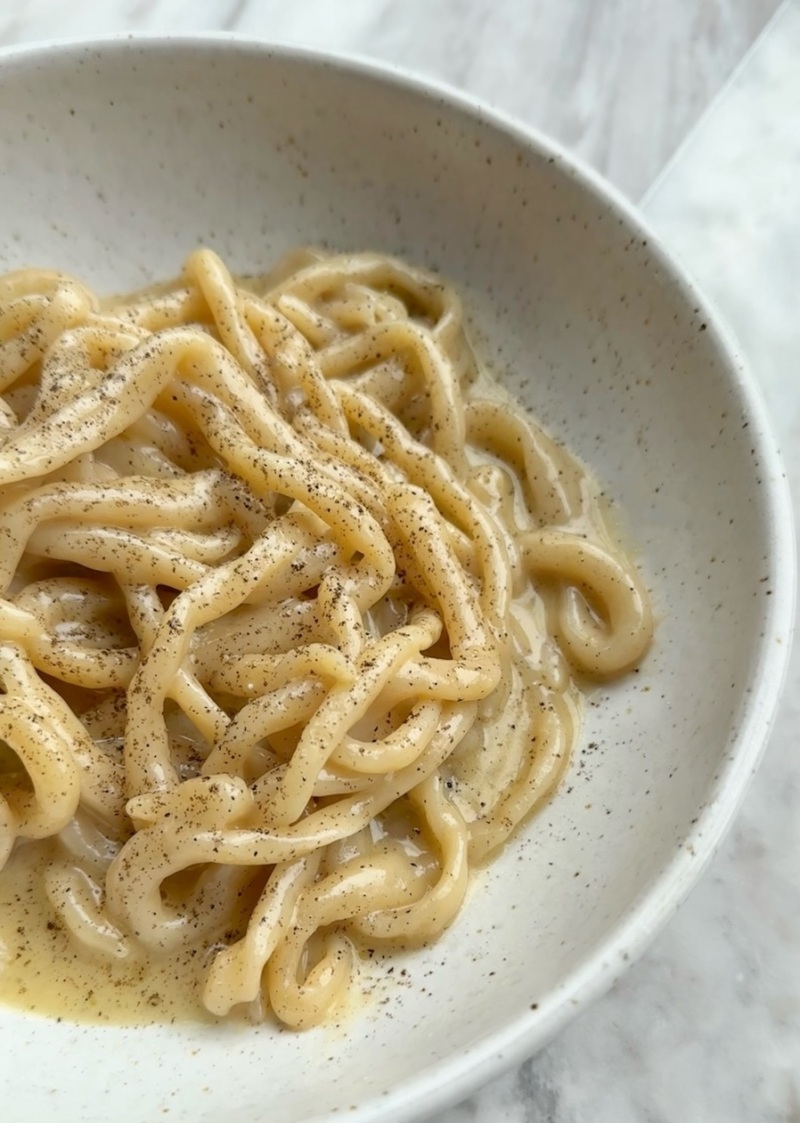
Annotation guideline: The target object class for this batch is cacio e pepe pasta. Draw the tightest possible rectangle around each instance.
[0,249,652,1028]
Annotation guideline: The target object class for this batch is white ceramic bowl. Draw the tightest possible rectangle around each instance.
[0,36,794,1123]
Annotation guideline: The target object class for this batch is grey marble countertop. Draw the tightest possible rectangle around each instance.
[1,2,798,1121]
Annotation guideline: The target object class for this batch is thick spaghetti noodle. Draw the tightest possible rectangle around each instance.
[0,249,652,1028]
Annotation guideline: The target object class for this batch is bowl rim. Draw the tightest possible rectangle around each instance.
[0,32,795,1123]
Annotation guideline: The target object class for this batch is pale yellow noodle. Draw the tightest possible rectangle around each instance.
[0,249,653,1030]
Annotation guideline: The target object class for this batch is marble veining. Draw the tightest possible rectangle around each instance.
[0,2,797,1121]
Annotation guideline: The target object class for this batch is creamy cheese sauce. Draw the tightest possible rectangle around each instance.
[0,841,227,1024]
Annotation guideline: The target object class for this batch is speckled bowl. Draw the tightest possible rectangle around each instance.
[0,35,794,1123]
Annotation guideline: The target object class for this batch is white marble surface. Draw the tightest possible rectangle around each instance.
[1,2,798,1121]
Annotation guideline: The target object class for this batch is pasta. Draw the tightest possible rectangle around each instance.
[0,248,653,1029]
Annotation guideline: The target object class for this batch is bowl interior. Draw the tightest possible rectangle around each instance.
[0,38,791,1123]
